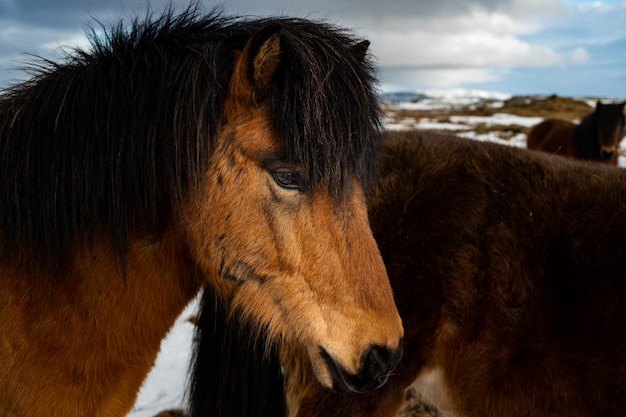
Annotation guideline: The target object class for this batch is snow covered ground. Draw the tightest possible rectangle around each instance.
[127,89,626,416]
[385,111,544,148]
[383,89,626,166]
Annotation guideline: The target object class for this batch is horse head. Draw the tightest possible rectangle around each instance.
[595,101,626,162]
[183,23,403,394]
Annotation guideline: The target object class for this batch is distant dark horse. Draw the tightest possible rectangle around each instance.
[0,7,404,416]
[189,129,626,417]
[527,101,626,165]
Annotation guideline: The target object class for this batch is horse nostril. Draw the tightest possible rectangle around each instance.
[359,342,403,390]
[318,342,403,393]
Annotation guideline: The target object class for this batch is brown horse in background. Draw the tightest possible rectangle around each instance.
[190,129,626,417]
[0,7,403,417]
[527,101,626,164]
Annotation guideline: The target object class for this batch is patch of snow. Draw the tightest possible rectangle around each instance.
[382,88,511,110]
[449,113,543,128]
[127,297,199,417]
[460,130,528,148]
[421,88,512,102]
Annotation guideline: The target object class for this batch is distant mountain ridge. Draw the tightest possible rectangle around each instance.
[380,89,622,108]
[381,88,512,103]
[380,88,513,110]
[379,92,430,103]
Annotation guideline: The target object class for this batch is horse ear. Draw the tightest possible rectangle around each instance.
[230,23,282,104]
[351,40,370,63]
[596,101,604,109]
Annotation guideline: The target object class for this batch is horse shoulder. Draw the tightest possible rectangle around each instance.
[0,228,199,416]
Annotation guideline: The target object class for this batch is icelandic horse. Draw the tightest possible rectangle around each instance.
[527,101,626,165]
[190,130,626,417]
[0,7,403,417]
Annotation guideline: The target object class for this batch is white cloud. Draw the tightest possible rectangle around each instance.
[576,1,613,13]
[567,47,590,64]
[499,0,563,15]
[380,67,505,91]
[0,22,87,56]
[371,31,563,68]
[40,33,91,54]
[366,10,563,69]
[354,8,542,35]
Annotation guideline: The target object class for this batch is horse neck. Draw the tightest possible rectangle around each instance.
[0,224,201,415]
[66,227,201,347]
[573,114,600,158]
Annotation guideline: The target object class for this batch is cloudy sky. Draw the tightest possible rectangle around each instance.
[0,0,625,98]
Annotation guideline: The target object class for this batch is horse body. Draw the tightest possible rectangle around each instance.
[0,7,402,416]
[526,118,578,157]
[295,130,626,417]
[527,101,626,164]
[191,129,626,417]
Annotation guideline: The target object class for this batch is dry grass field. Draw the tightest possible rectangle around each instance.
[382,94,596,140]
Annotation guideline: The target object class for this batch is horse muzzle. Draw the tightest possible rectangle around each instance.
[319,342,403,393]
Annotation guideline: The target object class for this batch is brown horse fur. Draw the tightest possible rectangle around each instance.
[190,129,626,417]
[0,7,403,416]
[288,129,626,417]
[527,101,626,165]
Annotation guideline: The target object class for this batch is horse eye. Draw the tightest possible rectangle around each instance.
[271,170,302,191]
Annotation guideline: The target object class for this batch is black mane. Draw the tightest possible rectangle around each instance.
[188,287,286,417]
[0,5,381,267]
